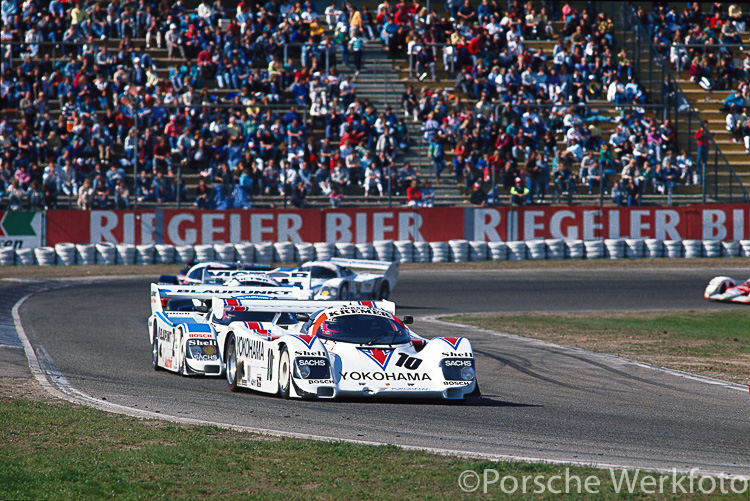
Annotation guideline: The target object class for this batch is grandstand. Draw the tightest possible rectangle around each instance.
[1,0,747,211]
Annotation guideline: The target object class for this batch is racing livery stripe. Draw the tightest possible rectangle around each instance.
[360,301,374,307]
[311,312,328,337]
[438,337,463,350]
[358,349,394,370]
[292,334,317,349]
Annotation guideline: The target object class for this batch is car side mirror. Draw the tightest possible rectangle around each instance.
[296,313,310,322]
[402,315,414,325]
[197,304,209,313]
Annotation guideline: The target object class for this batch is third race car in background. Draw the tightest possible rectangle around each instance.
[704,276,750,303]
[159,257,399,301]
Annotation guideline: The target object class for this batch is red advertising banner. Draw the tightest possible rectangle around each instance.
[44,205,750,246]
[45,207,467,245]
[470,205,750,242]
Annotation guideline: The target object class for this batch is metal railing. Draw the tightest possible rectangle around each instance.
[594,1,749,203]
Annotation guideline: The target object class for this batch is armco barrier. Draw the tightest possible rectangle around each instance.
[1,239,747,266]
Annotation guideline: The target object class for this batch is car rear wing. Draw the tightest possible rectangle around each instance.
[211,298,396,315]
[151,283,303,313]
[328,258,399,279]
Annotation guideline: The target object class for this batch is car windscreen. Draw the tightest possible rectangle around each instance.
[316,314,410,345]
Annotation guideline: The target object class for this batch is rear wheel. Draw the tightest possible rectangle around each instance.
[152,327,161,371]
[226,335,240,392]
[278,347,291,399]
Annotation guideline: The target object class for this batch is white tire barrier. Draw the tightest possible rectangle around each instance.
[314,242,335,261]
[76,244,96,265]
[394,240,414,263]
[413,241,431,263]
[448,239,469,262]
[507,241,527,260]
[194,244,215,262]
[16,248,34,265]
[545,239,565,260]
[235,243,254,263]
[13,238,750,267]
[135,244,155,265]
[116,244,136,265]
[527,240,546,260]
[34,247,56,266]
[334,242,356,259]
[702,240,722,258]
[373,240,395,262]
[155,244,176,264]
[625,239,644,259]
[355,243,374,260]
[214,243,236,262]
[604,239,625,260]
[175,244,196,263]
[469,241,488,261]
[96,243,117,265]
[722,241,740,257]
[565,240,584,259]
[664,240,683,258]
[683,239,702,258]
[273,242,294,263]
[255,242,274,264]
[429,241,449,262]
[294,242,314,262]
[0,247,15,266]
[54,243,76,265]
[645,239,664,258]
[584,240,604,259]
[488,241,508,261]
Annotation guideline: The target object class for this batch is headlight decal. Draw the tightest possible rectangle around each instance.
[440,358,475,381]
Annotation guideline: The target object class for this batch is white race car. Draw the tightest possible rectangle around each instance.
[148,284,301,375]
[285,258,398,300]
[704,276,750,303]
[161,257,399,301]
[210,299,478,400]
[150,285,480,399]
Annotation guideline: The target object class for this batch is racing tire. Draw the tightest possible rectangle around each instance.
[278,346,292,399]
[151,327,161,371]
[177,331,186,376]
[226,334,240,392]
[339,284,349,301]
[378,282,390,300]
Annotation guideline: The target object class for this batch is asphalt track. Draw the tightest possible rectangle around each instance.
[13,267,750,475]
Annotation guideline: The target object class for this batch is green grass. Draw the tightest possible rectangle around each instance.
[443,311,750,383]
[1,397,741,500]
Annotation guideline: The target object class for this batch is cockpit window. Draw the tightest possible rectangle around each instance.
[316,314,410,345]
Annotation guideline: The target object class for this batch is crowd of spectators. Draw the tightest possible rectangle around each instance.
[0,0,419,211]
[389,1,709,206]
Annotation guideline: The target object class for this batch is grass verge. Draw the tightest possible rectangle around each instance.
[0,397,744,500]
[443,311,750,384]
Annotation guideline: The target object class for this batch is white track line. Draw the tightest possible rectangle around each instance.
[11,293,748,478]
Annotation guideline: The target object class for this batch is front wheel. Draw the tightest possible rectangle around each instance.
[226,335,240,392]
[339,284,349,301]
[278,346,292,399]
